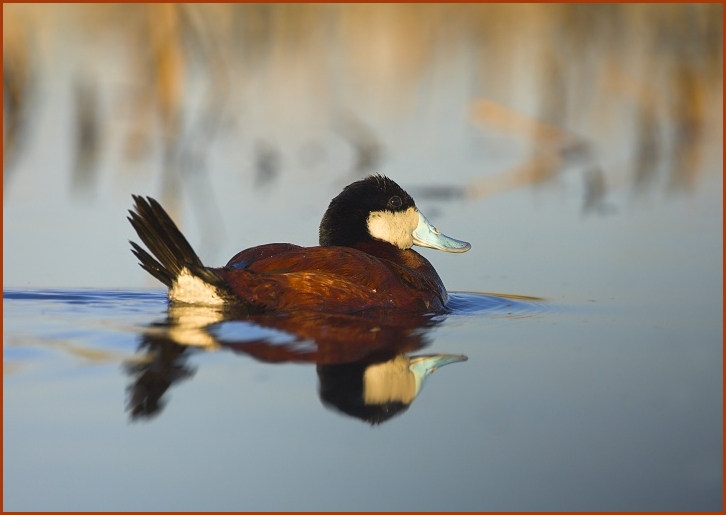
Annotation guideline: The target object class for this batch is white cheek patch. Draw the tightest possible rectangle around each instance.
[367,207,419,249]
[170,268,226,305]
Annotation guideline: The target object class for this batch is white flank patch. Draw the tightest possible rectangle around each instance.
[170,268,226,306]
[367,207,419,249]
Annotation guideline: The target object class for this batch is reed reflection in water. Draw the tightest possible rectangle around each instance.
[3,3,721,207]
[125,303,467,425]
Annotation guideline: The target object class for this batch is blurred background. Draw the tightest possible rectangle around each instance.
[3,3,723,289]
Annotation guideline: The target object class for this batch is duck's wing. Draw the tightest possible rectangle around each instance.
[225,243,303,270]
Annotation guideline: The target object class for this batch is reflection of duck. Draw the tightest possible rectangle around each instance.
[128,175,470,315]
[125,304,467,424]
[220,309,437,364]
[318,354,467,425]
[124,333,196,420]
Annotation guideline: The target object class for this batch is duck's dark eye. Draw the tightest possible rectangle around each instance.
[388,195,402,209]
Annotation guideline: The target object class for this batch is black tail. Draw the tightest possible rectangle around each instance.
[128,195,227,292]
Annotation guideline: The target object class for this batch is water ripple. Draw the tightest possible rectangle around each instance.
[446,291,552,317]
[3,289,167,304]
[3,289,555,318]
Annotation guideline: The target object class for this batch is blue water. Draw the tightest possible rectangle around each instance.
[4,281,721,511]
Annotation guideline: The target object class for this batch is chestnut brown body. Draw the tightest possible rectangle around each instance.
[218,242,448,314]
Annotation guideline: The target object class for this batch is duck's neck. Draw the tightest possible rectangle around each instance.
[353,241,437,275]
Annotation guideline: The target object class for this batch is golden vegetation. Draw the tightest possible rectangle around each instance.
[3,4,722,207]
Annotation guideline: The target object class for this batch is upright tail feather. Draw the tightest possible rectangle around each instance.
[128,195,229,295]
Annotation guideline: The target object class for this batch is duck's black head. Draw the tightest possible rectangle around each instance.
[319,175,471,253]
[319,175,414,248]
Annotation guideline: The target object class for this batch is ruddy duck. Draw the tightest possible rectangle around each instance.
[128,175,470,314]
